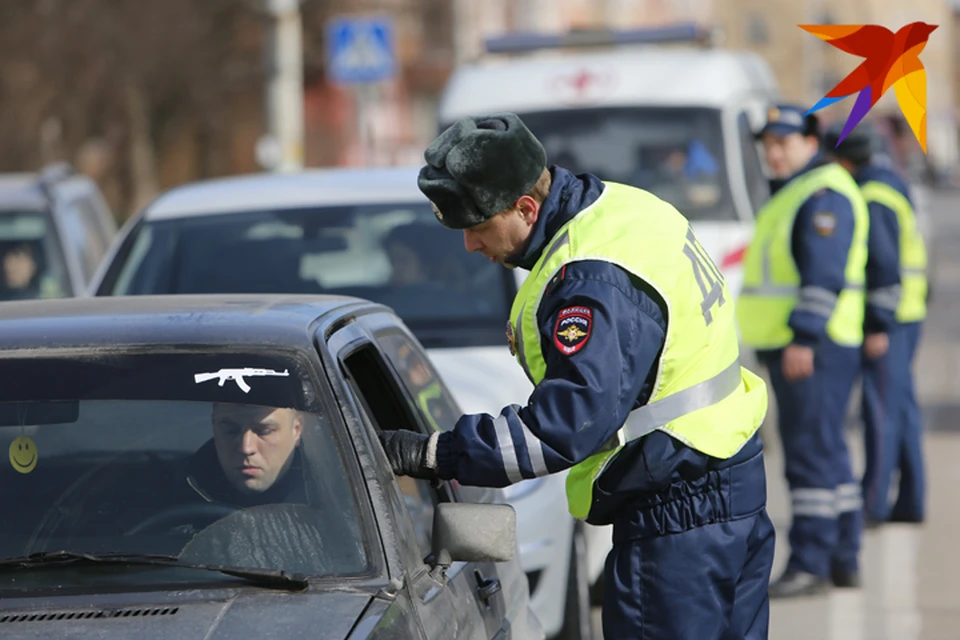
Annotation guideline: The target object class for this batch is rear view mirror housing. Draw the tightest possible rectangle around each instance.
[431,503,516,566]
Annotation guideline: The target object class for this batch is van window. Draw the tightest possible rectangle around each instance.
[516,107,736,221]
[737,112,771,215]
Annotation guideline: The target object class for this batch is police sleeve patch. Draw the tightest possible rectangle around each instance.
[553,306,593,355]
[812,211,837,236]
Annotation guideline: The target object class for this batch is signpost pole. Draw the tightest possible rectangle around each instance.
[264,0,304,172]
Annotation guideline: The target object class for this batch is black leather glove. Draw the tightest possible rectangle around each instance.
[379,429,438,480]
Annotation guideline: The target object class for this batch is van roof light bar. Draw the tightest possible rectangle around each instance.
[484,23,711,54]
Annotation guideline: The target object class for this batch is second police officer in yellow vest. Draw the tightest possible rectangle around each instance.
[738,105,870,598]
[379,113,776,638]
[824,122,928,526]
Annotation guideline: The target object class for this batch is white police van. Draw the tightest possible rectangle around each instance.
[437,23,781,302]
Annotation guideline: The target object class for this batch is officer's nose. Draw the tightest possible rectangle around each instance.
[463,229,483,254]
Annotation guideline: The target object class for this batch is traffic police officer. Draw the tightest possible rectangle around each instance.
[825,122,928,525]
[380,113,776,638]
[738,105,870,597]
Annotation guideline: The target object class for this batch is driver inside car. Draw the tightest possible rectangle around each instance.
[185,403,307,508]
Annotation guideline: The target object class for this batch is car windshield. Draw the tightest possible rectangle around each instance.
[101,204,512,348]
[516,107,736,221]
[0,350,371,592]
[0,209,71,301]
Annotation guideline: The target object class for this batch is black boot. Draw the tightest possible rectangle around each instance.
[831,567,862,588]
[769,571,831,598]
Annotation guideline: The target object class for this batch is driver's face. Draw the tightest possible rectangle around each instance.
[211,405,302,495]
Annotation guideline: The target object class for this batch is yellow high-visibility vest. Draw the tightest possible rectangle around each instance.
[509,182,767,520]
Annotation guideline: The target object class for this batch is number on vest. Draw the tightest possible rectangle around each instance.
[682,225,726,325]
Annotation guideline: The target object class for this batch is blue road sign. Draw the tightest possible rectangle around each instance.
[326,16,397,84]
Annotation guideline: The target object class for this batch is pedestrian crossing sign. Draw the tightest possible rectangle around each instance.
[326,16,397,84]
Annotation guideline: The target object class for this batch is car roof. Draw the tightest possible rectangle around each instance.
[438,48,778,120]
[0,294,385,354]
[143,166,426,221]
[0,173,48,210]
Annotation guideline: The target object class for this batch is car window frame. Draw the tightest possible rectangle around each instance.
[321,317,431,585]
[324,313,509,637]
[335,317,460,546]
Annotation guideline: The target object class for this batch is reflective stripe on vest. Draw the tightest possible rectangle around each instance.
[737,163,869,349]
[509,182,768,520]
[860,180,928,323]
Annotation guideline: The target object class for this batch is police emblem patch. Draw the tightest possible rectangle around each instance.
[812,211,837,236]
[505,321,517,356]
[554,306,592,355]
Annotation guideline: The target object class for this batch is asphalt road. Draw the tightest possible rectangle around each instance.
[588,187,960,640]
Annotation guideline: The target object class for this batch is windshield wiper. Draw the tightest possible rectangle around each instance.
[0,551,309,591]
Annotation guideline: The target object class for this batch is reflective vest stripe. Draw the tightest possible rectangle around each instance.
[867,284,902,311]
[493,411,552,482]
[492,414,524,484]
[620,358,742,440]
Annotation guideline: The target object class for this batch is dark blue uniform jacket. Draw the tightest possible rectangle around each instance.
[435,166,763,526]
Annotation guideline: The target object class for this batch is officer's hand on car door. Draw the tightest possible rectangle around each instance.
[782,344,815,381]
[379,429,439,480]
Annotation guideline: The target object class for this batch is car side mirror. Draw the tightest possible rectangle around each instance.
[431,503,516,566]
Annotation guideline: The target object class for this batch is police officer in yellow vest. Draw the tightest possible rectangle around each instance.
[824,122,928,526]
[379,113,775,638]
[738,105,870,598]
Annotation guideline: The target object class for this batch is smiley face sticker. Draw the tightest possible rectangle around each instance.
[9,436,37,474]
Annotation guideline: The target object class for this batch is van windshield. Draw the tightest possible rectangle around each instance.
[516,107,736,221]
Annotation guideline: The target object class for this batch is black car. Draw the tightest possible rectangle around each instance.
[0,295,543,640]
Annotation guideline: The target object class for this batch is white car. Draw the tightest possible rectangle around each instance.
[90,166,603,639]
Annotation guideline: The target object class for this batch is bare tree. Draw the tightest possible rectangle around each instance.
[0,0,265,217]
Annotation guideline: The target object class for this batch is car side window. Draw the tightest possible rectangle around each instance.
[342,342,444,560]
[376,331,461,433]
[737,112,771,215]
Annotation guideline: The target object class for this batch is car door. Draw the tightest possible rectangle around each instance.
[372,327,510,639]
[331,317,506,640]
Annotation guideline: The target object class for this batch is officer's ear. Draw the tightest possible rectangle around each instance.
[515,194,540,227]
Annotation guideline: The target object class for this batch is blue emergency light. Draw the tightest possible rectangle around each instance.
[484,23,710,54]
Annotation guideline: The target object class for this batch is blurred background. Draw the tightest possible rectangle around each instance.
[0,0,955,224]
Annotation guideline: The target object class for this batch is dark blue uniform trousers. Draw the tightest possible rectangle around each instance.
[861,321,925,521]
[602,450,775,639]
[764,341,862,577]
